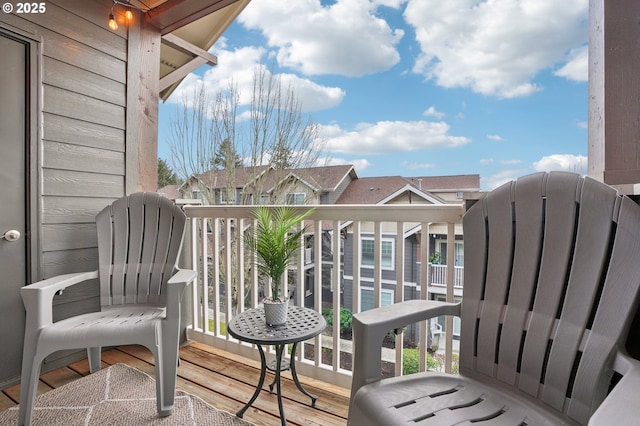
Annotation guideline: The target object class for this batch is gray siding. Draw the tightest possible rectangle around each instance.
[1,0,130,370]
[325,173,354,204]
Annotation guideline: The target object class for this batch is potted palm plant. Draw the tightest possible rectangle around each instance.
[245,206,314,325]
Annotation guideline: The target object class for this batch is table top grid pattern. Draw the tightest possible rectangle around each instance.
[228,306,326,345]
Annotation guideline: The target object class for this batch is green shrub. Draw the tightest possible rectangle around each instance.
[323,307,352,331]
[207,319,227,335]
[402,348,445,375]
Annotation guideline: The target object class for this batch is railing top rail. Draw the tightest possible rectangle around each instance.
[183,204,465,223]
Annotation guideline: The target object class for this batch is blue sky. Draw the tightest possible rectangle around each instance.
[157,0,589,190]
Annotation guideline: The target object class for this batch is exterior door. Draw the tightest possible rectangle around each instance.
[0,30,30,387]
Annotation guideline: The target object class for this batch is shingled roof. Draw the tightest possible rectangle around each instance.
[186,164,356,193]
[336,174,479,204]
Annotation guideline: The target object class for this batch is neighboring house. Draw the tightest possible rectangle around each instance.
[0,0,250,388]
[157,184,182,201]
[334,174,481,342]
[178,164,358,205]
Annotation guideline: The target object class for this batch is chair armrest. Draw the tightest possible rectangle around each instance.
[351,299,461,398]
[165,268,197,320]
[589,352,640,425]
[21,271,99,329]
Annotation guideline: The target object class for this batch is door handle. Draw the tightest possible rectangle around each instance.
[1,230,21,242]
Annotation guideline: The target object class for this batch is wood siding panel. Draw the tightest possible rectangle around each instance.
[43,248,99,278]
[42,224,98,252]
[42,197,114,224]
[43,169,123,198]
[44,141,125,175]
[43,56,125,107]
[43,113,124,152]
[44,86,125,129]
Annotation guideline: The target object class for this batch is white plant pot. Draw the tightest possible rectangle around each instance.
[263,298,289,326]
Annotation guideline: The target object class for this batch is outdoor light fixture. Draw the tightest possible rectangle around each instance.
[108,0,148,31]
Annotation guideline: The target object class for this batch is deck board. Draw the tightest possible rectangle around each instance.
[0,343,350,426]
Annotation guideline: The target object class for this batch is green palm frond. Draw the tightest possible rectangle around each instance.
[245,206,315,301]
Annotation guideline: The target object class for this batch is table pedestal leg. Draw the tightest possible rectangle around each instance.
[289,342,318,406]
[237,344,267,419]
[275,344,286,425]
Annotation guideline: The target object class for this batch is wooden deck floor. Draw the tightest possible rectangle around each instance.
[0,342,350,425]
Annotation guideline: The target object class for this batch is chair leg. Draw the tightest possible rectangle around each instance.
[154,327,179,417]
[87,347,102,373]
[18,336,44,426]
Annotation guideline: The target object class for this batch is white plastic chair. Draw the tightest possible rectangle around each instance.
[18,192,196,426]
[349,172,640,425]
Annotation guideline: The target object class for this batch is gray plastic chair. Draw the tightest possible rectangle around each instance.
[18,193,196,426]
[349,172,640,425]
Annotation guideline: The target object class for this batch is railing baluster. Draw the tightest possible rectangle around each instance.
[419,222,429,373]
[395,221,405,376]
[202,217,210,334]
[332,220,341,373]
[373,221,382,309]
[212,218,221,336]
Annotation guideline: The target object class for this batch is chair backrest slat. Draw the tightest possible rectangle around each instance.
[496,173,546,386]
[125,193,145,304]
[149,197,175,302]
[138,193,161,301]
[462,171,640,424]
[96,192,186,308]
[110,197,129,305]
[474,177,514,376]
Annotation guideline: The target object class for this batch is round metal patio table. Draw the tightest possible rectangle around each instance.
[227,305,326,426]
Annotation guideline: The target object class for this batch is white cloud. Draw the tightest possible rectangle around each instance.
[423,106,445,119]
[533,154,587,174]
[501,159,522,165]
[166,46,345,112]
[554,45,588,82]
[487,134,505,142]
[402,161,436,170]
[320,120,471,155]
[576,120,588,129]
[405,0,588,98]
[322,156,373,171]
[238,0,404,77]
[482,169,527,190]
[480,158,494,165]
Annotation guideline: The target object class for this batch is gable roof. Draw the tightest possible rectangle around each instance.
[336,174,479,204]
[158,184,181,200]
[187,164,356,194]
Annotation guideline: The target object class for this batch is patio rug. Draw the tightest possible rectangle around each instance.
[0,363,254,425]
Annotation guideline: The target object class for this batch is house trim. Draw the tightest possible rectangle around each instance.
[378,184,444,205]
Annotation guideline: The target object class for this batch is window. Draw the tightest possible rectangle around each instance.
[192,189,201,200]
[435,240,464,266]
[361,238,394,269]
[259,194,271,205]
[361,288,394,311]
[286,193,305,205]
[220,190,236,205]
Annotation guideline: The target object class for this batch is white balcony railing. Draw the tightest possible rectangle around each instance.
[429,264,464,288]
[181,204,465,389]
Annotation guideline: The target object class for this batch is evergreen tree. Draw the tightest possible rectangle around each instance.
[212,139,243,170]
[158,158,179,188]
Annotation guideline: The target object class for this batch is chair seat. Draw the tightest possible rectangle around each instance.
[351,372,579,425]
[37,305,166,354]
